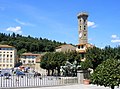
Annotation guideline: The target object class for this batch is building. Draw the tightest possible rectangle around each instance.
[76,43,93,61]
[76,12,93,61]
[20,53,46,74]
[55,44,76,52]
[20,53,40,69]
[0,45,17,69]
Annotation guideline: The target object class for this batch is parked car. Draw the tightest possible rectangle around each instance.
[0,74,3,77]
[4,72,11,76]
[16,71,25,76]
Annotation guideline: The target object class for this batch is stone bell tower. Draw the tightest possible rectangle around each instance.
[76,12,93,61]
[77,12,88,44]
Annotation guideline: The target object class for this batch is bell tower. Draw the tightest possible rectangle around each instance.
[77,12,88,44]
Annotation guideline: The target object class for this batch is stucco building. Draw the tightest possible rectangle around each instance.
[0,45,17,69]
[20,53,40,68]
[20,53,46,74]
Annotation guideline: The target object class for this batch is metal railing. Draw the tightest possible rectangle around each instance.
[0,74,78,88]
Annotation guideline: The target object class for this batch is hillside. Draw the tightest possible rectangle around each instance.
[0,33,66,55]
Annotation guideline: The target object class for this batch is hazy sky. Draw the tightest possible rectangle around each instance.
[0,0,120,48]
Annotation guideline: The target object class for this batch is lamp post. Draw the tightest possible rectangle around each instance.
[73,60,77,76]
[73,60,82,76]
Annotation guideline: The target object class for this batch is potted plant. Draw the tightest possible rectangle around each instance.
[80,59,93,85]
[83,79,90,85]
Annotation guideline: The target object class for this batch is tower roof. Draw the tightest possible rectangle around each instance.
[77,12,88,18]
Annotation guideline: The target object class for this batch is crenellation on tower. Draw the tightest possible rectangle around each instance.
[77,12,88,19]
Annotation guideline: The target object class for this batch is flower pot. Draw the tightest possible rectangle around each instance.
[83,79,90,85]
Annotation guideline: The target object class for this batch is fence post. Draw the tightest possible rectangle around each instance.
[77,70,84,84]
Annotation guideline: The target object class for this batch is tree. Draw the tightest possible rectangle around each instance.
[86,46,104,69]
[103,46,115,60]
[17,48,27,57]
[53,52,66,76]
[41,51,82,76]
[11,32,16,38]
[80,59,93,70]
[90,58,120,89]
[40,52,52,76]
[41,52,67,76]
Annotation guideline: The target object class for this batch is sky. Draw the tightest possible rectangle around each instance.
[0,0,120,48]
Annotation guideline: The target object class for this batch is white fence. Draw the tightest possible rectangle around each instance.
[0,74,78,88]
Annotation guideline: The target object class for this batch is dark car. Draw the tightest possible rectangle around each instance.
[4,73,11,76]
[16,71,25,76]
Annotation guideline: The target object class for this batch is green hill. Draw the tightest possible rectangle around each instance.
[0,33,66,55]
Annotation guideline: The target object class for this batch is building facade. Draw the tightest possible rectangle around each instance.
[76,43,93,61]
[20,52,46,74]
[20,53,40,68]
[0,45,17,69]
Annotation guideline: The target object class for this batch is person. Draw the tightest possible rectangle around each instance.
[34,72,41,77]
[16,76,19,82]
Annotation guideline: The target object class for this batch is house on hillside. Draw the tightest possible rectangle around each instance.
[55,44,76,52]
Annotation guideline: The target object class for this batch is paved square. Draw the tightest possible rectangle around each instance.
[21,84,120,89]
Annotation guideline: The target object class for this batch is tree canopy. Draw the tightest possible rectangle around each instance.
[40,51,81,76]
[90,58,120,89]
[85,46,120,69]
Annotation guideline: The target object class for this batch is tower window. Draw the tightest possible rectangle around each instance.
[84,34,86,36]
[84,26,86,30]
[80,26,81,30]
[81,45,84,48]
[81,53,84,59]
[84,19,86,24]
[80,20,81,23]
